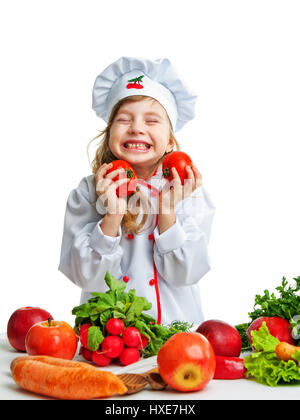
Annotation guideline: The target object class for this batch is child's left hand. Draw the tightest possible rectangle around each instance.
[159,165,202,213]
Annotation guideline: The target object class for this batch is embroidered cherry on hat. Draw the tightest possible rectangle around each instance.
[126,75,144,89]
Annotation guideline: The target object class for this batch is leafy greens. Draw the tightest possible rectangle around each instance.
[72,271,192,357]
[243,322,300,386]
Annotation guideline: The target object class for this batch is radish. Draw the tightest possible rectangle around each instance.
[119,347,140,366]
[92,350,111,367]
[79,346,93,361]
[102,336,124,358]
[122,327,141,347]
[106,318,124,336]
[79,323,91,336]
[79,328,90,349]
[136,334,149,350]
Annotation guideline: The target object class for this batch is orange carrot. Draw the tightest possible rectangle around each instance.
[10,355,127,400]
[275,342,300,362]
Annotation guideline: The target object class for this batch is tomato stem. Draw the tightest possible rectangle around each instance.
[163,168,170,177]
[126,169,134,178]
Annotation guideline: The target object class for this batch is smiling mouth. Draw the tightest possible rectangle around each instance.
[123,142,152,150]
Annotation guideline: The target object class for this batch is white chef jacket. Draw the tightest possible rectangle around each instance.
[58,163,215,326]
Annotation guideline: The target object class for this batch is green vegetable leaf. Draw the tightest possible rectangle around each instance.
[250,322,279,352]
[128,289,136,302]
[87,326,104,351]
[91,291,116,306]
[235,322,252,351]
[112,310,126,319]
[72,303,90,318]
[126,296,152,318]
[292,350,300,364]
[244,352,300,386]
[104,271,126,293]
[100,309,113,326]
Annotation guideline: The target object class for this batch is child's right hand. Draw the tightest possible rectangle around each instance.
[95,163,130,215]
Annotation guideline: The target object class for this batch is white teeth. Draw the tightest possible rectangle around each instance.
[125,143,150,149]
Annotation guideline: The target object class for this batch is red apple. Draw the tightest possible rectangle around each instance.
[246,316,294,347]
[196,319,242,357]
[25,319,78,360]
[7,306,53,351]
[157,332,216,392]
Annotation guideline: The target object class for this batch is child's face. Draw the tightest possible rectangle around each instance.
[109,99,174,177]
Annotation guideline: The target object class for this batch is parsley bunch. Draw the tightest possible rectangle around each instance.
[248,276,300,325]
[235,276,300,350]
[72,271,192,357]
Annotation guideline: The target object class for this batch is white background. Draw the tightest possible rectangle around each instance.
[1,0,299,331]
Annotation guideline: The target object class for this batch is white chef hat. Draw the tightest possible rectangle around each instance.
[92,56,197,132]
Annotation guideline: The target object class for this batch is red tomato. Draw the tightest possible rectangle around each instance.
[246,316,294,348]
[162,151,193,185]
[106,160,138,198]
[25,320,78,360]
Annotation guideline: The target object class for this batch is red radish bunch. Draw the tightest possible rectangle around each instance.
[78,319,149,367]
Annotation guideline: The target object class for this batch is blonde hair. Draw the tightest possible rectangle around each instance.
[87,95,181,235]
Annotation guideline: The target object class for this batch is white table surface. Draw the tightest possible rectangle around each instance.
[1,333,299,400]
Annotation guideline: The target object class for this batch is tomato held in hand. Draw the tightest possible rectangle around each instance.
[25,319,78,360]
[106,160,138,197]
[162,151,193,185]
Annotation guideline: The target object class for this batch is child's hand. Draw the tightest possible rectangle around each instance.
[95,163,130,215]
[159,164,202,213]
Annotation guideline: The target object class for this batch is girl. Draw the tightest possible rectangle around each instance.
[58,57,215,325]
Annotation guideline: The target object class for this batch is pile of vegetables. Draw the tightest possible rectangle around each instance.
[235,276,300,351]
[72,271,192,364]
[244,322,300,386]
